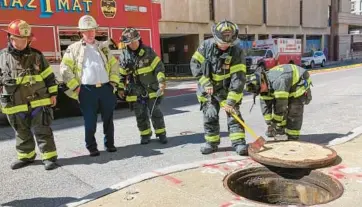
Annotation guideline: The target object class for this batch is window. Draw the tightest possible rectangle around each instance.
[209,0,215,21]
[328,5,331,26]
[300,0,303,25]
[266,50,273,58]
[351,1,356,12]
[263,0,267,24]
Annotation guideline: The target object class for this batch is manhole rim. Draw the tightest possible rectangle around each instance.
[248,140,338,168]
[223,166,345,207]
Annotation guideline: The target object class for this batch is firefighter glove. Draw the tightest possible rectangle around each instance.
[303,88,312,105]
[223,104,235,114]
[204,103,218,119]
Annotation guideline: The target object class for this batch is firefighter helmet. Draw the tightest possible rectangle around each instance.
[78,15,98,31]
[1,19,33,39]
[245,72,262,95]
[211,20,239,45]
[121,28,141,44]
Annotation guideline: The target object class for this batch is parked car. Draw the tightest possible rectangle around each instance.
[301,51,326,69]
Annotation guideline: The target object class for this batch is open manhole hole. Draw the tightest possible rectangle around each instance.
[224,167,344,206]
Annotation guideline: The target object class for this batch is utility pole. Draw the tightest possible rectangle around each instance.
[330,0,339,61]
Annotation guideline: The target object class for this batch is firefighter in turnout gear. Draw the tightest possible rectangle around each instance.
[60,15,120,156]
[245,64,313,140]
[118,28,167,145]
[190,20,247,155]
[0,19,58,170]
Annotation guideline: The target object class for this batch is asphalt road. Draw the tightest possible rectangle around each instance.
[1,67,362,207]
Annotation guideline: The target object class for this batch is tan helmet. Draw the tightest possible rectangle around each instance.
[78,15,98,31]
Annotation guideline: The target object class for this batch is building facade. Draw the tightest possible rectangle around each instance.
[156,0,362,65]
[157,0,331,65]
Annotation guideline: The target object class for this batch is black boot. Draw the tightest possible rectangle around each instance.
[106,146,117,152]
[158,134,168,144]
[140,136,151,145]
[287,135,299,141]
[11,160,34,170]
[232,140,248,156]
[200,142,219,154]
[276,126,285,135]
[89,148,100,157]
[265,125,276,137]
[43,160,57,170]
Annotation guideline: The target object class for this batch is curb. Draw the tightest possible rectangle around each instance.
[59,156,246,207]
[60,125,362,207]
[327,125,362,146]
[308,63,362,74]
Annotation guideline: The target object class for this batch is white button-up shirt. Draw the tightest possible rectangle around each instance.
[81,43,109,85]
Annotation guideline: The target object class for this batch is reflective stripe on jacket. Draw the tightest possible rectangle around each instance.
[118,44,166,102]
[0,47,58,115]
[190,38,246,106]
[59,40,120,100]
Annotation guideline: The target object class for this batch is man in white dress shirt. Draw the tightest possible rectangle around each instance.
[60,15,120,156]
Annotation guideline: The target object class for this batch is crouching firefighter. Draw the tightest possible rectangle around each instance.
[245,64,313,141]
[118,28,167,145]
[0,19,58,170]
[190,20,247,155]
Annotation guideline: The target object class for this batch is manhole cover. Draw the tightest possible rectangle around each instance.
[224,167,344,206]
[248,141,338,168]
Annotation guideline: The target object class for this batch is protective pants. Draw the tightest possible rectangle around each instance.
[79,83,117,151]
[260,99,286,129]
[202,101,245,147]
[285,97,304,140]
[133,98,166,139]
[7,107,57,162]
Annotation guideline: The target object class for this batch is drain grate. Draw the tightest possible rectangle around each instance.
[224,167,344,206]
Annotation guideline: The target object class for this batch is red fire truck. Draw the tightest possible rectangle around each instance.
[245,38,302,73]
[0,0,162,116]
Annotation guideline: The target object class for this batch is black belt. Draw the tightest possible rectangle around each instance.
[82,82,110,88]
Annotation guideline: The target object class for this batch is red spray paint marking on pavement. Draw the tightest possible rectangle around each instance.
[152,171,182,185]
[220,197,244,207]
[328,165,362,180]
[68,149,83,156]
[220,202,233,207]
[224,151,231,157]
[202,163,230,171]
[202,164,220,169]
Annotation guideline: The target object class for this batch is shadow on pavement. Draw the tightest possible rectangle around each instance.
[0,94,199,142]
[300,132,352,145]
[2,197,77,207]
[54,132,214,166]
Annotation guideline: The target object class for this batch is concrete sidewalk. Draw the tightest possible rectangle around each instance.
[62,132,362,207]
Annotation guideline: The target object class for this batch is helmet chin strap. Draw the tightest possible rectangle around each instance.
[249,93,257,113]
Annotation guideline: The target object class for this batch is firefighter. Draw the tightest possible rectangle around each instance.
[245,64,313,140]
[0,19,58,170]
[60,15,120,156]
[118,28,167,145]
[190,20,247,155]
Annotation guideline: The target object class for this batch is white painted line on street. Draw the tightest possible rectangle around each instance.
[328,125,362,146]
